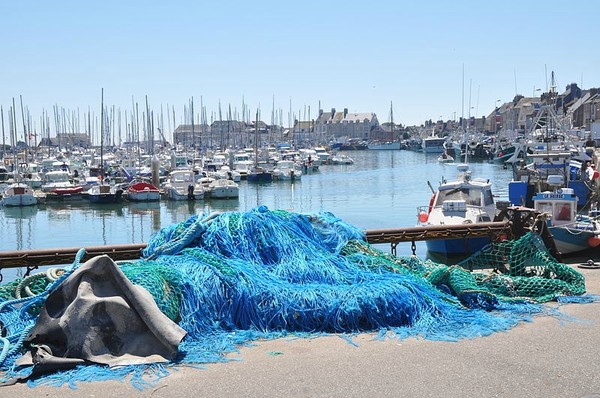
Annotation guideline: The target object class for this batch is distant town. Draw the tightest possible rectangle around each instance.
[3,78,600,153]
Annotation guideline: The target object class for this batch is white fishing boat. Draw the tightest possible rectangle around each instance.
[368,141,402,150]
[532,186,600,254]
[421,135,447,153]
[417,164,497,255]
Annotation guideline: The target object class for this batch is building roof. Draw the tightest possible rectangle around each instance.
[344,113,375,123]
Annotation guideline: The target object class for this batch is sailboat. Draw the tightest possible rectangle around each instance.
[1,100,40,207]
[87,89,124,204]
[247,110,273,183]
[368,101,402,150]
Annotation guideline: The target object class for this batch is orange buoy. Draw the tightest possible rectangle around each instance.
[418,211,429,223]
[588,236,600,247]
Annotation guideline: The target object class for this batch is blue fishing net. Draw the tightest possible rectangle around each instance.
[0,206,587,388]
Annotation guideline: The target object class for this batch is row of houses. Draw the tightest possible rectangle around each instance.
[482,82,599,135]
[172,107,384,149]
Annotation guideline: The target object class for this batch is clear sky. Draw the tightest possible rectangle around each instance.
[2,0,599,134]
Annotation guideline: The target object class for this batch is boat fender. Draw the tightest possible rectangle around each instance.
[428,194,435,213]
[418,211,428,223]
[588,236,600,248]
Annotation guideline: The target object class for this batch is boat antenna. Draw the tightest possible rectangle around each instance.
[461,64,464,130]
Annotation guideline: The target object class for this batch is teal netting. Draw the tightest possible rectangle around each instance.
[0,206,588,388]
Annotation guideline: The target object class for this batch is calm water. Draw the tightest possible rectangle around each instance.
[0,150,513,274]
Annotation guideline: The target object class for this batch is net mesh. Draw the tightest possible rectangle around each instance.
[0,206,588,388]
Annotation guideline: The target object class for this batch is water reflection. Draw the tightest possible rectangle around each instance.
[2,206,38,219]
[128,201,161,215]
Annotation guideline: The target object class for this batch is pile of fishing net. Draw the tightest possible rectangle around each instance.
[0,206,588,388]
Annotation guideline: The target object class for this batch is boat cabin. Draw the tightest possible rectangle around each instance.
[532,188,578,226]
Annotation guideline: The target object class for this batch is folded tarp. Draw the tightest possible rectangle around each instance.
[17,255,186,372]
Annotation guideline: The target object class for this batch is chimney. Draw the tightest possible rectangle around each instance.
[344,108,348,117]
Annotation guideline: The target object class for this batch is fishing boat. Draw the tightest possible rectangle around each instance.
[417,163,497,256]
[1,183,38,207]
[532,187,600,254]
[126,181,161,202]
[368,141,402,150]
[421,134,447,153]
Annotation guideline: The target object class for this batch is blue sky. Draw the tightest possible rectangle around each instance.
[1,0,599,133]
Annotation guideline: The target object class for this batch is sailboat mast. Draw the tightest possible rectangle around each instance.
[19,96,28,158]
[100,88,104,180]
[390,101,394,139]
[11,98,19,182]
[1,106,5,160]
[254,109,259,167]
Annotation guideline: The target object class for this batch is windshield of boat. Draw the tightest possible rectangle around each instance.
[436,187,491,207]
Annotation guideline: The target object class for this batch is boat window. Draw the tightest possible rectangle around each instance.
[483,190,494,206]
[555,203,572,221]
[437,188,481,206]
[536,202,553,216]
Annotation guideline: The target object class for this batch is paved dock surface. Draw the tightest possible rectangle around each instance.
[2,255,600,398]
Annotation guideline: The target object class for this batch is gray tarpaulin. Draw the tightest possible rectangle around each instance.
[16,255,187,372]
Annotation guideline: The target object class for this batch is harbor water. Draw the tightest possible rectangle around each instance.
[0,150,514,279]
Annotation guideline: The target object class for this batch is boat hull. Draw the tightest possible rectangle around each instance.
[127,191,161,202]
[550,226,597,254]
[88,191,124,204]
[425,236,491,256]
[208,187,239,199]
[2,184,38,207]
[166,187,204,201]
[2,194,38,207]
[368,142,401,150]
[247,173,273,183]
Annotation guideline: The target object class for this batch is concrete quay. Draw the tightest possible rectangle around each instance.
[1,253,600,398]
